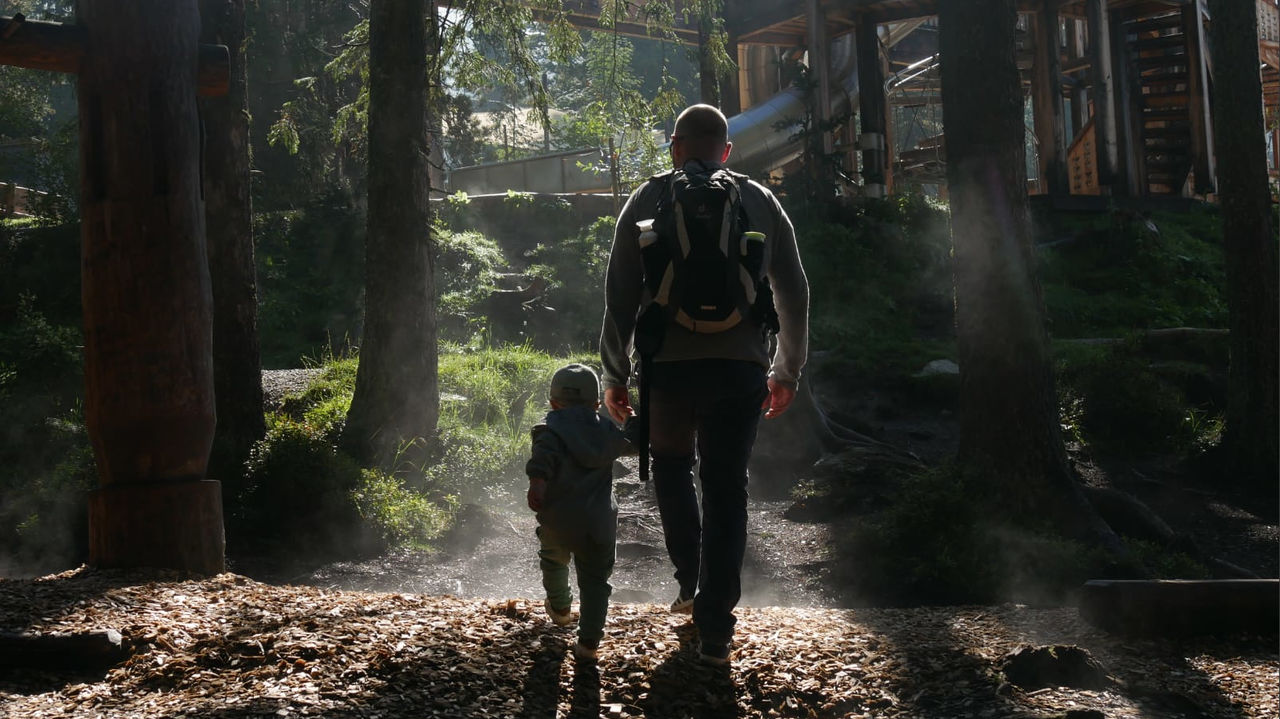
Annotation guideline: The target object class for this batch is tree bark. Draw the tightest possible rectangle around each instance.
[77,0,224,573]
[342,0,438,467]
[1207,0,1280,487]
[200,0,265,493]
[937,0,1119,550]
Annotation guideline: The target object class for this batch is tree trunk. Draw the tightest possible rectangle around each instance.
[77,0,224,573]
[342,0,438,467]
[937,0,1119,550]
[200,0,265,495]
[1206,0,1280,486]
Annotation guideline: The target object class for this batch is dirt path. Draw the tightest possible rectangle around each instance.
[258,458,837,611]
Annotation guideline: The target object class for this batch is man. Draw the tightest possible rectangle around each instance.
[599,103,809,665]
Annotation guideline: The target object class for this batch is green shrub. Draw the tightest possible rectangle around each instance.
[255,199,365,367]
[525,215,615,351]
[238,415,372,558]
[1039,207,1226,337]
[1057,344,1193,454]
[435,229,511,345]
[353,469,457,549]
[838,466,1096,606]
[791,193,954,378]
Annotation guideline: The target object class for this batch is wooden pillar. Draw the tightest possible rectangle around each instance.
[1032,0,1069,195]
[722,31,742,116]
[857,17,887,197]
[1183,0,1216,195]
[806,0,832,156]
[1109,7,1144,196]
[1067,18,1088,139]
[77,0,224,574]
[1087,0,1119,187]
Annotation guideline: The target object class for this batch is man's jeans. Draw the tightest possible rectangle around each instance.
[647,359,768,647]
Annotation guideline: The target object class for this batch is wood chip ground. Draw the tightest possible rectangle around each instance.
[1,568,1275,718]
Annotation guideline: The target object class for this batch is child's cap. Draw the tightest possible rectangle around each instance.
[549,363,600,405]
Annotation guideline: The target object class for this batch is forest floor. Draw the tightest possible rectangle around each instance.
[2,371,1274,718]
[1,568,1277,718]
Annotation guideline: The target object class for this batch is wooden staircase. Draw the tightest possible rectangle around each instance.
[1122,9,1195,195]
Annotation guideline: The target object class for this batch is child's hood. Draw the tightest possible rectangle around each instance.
[543,405,626,469]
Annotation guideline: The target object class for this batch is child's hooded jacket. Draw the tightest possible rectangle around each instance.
[525,405,635,546]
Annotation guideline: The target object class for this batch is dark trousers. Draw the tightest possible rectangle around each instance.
[647,359,768,647]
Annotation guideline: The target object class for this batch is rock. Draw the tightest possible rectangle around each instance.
[914,359,959,377]
[1000,644,1110,691]
[617,542,663,560]
[610,588,655,604]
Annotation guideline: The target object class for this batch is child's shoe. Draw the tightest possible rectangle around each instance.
[573,637,599,662]
[544,598,575,626]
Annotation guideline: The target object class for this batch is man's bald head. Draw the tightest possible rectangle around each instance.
[671,104,731,165]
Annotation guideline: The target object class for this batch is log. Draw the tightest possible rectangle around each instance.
[1079,579,1279,636]
[0,629,131,670]
[0,15,230,96]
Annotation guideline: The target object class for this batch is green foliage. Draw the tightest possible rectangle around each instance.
[239,415,372,558]
[1039,208,1227,337]
[352,469,457,549]
[839,466,1096,606]
[525,215,616,351]
[792,193,955,378]
[430,344,594,503]
[1056,343,1200,455]
[255,199,365,367]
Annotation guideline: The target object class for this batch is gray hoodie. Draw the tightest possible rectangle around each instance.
[525,405,636,546]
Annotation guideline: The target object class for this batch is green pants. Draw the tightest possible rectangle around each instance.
[537,526,615,643]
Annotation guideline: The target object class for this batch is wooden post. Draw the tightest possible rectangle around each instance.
[857,17,887,197]
[806,0,833,157]
[1032,0,1069,196]
[722,31,742,116]
[77,0,224,574]
[1086,0,1119,188]
[1183,0,1216,195]
[1109,6,1144,196]
[1067,18,1088,139]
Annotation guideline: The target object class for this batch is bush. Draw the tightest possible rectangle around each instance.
[837,466,1099,606]
[1057,344,1195,455]
[435,229,511,345]
[238,416,370,557]
[791,193,954,379]
[352,469,457,549]
[525,215,615,352]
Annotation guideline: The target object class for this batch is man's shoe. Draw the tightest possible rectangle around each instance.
[574,638,599,662]
[699,641,731,667]
[669,589,694,614]
[544,598,575,626]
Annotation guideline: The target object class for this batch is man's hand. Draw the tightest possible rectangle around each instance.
[527,477,547,512]
[604,385,634,425]
[761,377,796,419]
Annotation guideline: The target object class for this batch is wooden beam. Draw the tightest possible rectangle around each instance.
[0,15,230,96]
[1080,579,1280,636]
[529,0,700,44]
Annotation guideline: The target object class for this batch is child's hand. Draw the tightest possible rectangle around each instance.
[527,477,547,511]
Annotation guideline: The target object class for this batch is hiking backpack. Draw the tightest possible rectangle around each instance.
[638,165,776,336]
